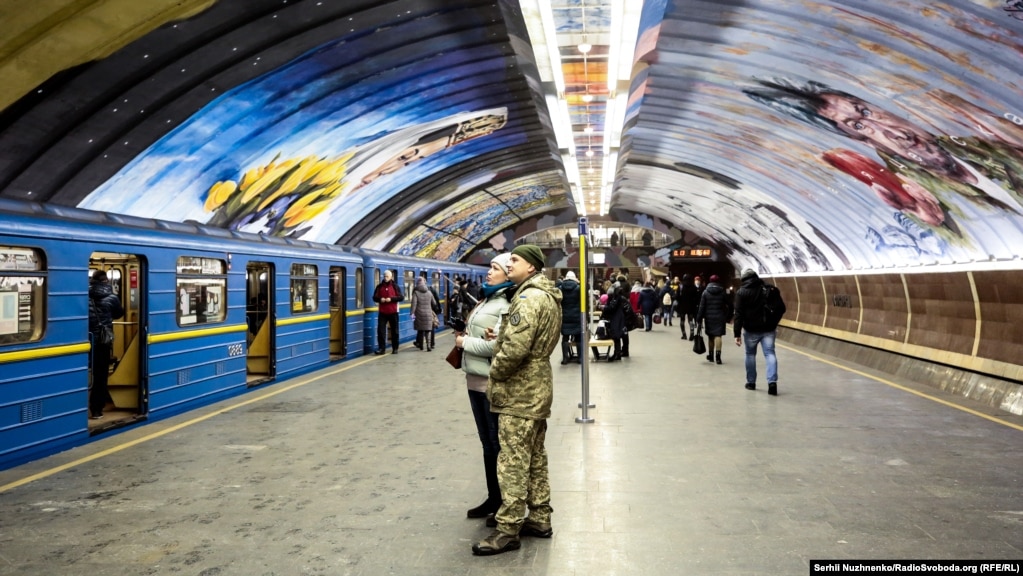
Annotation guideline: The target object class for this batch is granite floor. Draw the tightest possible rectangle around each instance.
[1,324,1021,575]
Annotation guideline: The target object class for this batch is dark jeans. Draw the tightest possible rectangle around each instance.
[377,312,399,351]
[468,390,500,456]
[90,340,113,416]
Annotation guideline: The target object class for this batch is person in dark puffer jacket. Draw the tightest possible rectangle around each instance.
[88,270,124,419]
[696,274,729,365]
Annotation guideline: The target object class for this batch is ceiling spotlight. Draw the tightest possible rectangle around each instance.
[578,43,592,54]
[584,125,594,133]
[581,94,594,103]
[585,150,595,157]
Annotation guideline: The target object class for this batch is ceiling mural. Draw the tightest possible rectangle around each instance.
[393,171,571,261]
[76,39,526,244]
[0,0,1021,274]
[617,0,1023,273]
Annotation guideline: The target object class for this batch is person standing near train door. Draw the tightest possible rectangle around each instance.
[373,269,404,355]
[88,270,124,419]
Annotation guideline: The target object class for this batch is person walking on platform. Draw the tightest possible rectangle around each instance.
[659,281,674,326]
[456,253,514,525]
[733,268,787,395]
[696,274,729,364]
[372,269,404,354]
[410,277,438,351]
[677,274,699,340]
[638,281,659,330]
[472,245,561,556]
[558,271,582,364]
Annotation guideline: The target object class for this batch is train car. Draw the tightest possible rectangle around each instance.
[354,248,481,354]
[0,199,482,471]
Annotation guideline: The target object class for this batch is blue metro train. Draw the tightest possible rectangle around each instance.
[0,199,485,471]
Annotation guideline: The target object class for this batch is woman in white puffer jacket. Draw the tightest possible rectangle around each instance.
[454,252,514,523]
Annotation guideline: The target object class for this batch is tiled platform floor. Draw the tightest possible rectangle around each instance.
[1,324,1021,575]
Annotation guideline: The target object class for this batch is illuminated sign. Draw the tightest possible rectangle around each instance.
[671,248,712,259]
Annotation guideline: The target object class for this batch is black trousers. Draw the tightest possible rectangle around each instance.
[377,313,400,351]
[90,341,113,416]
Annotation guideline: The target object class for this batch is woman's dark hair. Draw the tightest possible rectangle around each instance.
[91,270,108,283]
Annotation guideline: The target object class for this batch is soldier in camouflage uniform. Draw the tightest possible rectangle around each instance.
[472,244,562,556]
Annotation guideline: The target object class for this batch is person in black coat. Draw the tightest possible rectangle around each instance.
[677,274,699,340]
[559,271,582,364]
[88,270,124,419]
[696,275,729,364]
[600,280,628,361]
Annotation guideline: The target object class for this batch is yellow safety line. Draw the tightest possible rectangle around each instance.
[0,354,385,494]
[778,342,1023,433]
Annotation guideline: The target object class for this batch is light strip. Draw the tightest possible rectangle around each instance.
[537,0,566,94]
[525,0,582,215]
[602,0,643,217]
[520,0,555,83]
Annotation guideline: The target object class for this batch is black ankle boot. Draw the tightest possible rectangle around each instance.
[468,453,502,518]
[715,351,722,364]
[467,499,500,518]
[706,352,714,362]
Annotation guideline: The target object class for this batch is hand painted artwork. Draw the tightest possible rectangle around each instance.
[744,78,1023,252]
[77,37,519,244]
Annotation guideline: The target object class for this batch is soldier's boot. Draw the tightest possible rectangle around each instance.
[520,520,553,538]
[472,530,520,556]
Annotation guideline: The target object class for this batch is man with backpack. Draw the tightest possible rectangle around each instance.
[733,268,787,396]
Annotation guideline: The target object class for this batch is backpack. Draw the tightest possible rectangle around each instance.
[662,292,672,306]
[761,284,786,328]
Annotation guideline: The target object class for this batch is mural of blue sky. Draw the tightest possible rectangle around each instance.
[78,38,526,244]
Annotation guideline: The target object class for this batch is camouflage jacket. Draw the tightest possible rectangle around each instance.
[487,273,563,420]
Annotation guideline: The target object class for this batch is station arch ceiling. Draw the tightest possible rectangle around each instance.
[1,0,1022,274]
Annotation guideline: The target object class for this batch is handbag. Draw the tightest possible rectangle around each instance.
[692,333,707,355]
[99,324,114,346]
[445,346,462,369]
[653,314,662,324]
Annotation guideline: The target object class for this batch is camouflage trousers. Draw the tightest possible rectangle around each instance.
[493,415,552,534]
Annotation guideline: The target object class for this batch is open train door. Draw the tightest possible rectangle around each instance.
[89,253,148,431]
[245,262,275,384]
[328,266,347,360]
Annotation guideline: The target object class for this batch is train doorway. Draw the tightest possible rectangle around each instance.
[245,262,275,384]
[88,253,148,431]
[329,266,347,360]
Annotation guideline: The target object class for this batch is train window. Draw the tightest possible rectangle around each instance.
[329,268,343,308]
[431,271,440,295]
[355,268,364,308]
[0,246,46,345]
[290,263,318,314]
[404,270,415,299]
[175,256,227,326]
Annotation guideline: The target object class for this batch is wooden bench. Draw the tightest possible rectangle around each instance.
[587,339,614,361]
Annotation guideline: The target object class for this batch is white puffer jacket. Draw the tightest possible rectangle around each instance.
[461,287,512,378]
